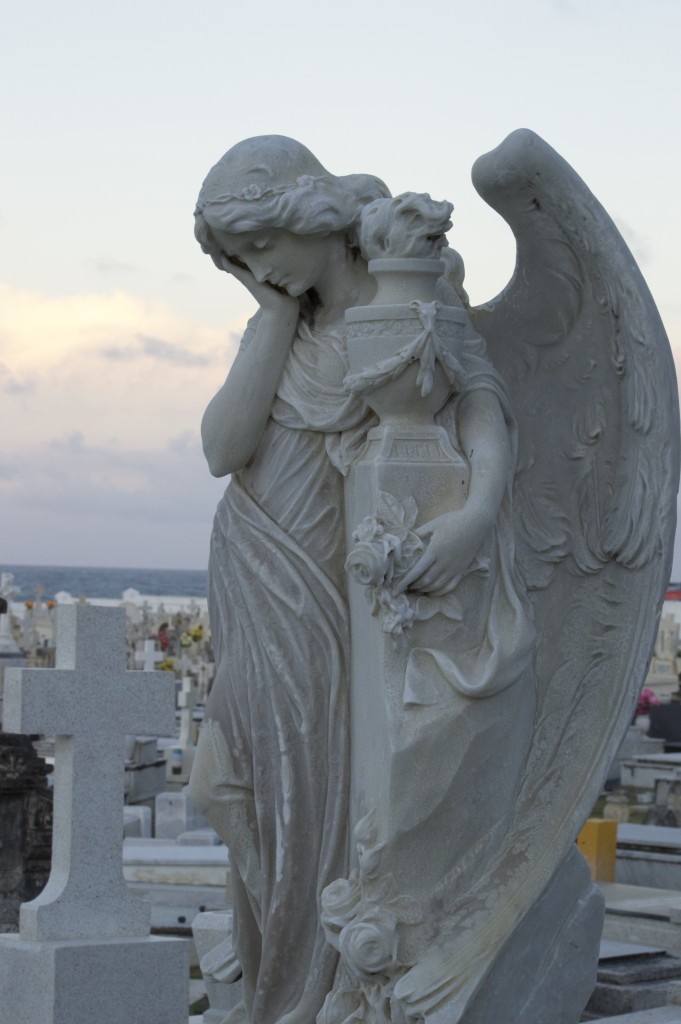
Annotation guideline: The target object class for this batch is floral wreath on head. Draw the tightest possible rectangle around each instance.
[194,169,392,270]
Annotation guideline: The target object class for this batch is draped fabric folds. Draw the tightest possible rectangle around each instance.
[195,316,533,1023]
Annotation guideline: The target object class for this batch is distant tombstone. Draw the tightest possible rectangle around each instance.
[135,638,163,672]
[178,675,200,748]
[174,649,194,677]
[646,613,681,699]
[0,604,188,1024]
[166,675,200,784]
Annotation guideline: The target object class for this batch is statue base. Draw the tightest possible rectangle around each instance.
[432,846,603,1024]
[0,934,188,1024]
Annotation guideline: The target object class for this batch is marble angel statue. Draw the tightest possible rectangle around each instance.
[188,131,679,1024]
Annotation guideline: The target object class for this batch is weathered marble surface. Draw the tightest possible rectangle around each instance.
[189,130,679,1024]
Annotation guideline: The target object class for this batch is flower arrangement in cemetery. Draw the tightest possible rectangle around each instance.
[636,687,662,717]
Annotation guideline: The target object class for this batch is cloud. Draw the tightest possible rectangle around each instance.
[89,256,138,275]
[2,428,224,525]
[0,428,225,568]
[0,282,243,567]
[101,333,213,366]
[0,362,37,395]
[0,282,245,451]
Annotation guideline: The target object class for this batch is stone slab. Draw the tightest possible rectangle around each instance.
[177,827,221,846]
[155,788,208,840]
[602,884,681,919]
[127,881,229,929]
[586,979,681,1016]
[617,852,681,892]
[591,1009,681,1022]
[601,884,681,955]
[598,955,681,985]
[0,933,188,1024]
[619,826,681,851]
[602,940,668,959]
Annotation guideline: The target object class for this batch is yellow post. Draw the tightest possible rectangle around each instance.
[577,818,617,882]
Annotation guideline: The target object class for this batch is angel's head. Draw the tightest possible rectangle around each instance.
[194,136,390,291]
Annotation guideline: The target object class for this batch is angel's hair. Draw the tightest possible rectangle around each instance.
[194,135,391,269]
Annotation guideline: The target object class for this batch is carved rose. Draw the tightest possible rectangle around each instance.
[345,540,392,588]
[321,876,362,942]
[338,909,400,980]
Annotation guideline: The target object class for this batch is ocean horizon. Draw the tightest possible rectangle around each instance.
[2,564,209,602]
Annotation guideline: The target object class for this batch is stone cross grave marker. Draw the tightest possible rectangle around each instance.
[174,648,193,678]
[2,604,176,941]
[135,637,163,672]
[178,674,200,749]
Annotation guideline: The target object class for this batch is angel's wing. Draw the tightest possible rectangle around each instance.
[396,129,679,1020]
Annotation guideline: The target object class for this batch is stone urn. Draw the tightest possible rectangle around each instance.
[343,255,471,536]
[344,257,468,427]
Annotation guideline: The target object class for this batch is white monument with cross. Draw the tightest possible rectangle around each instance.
[165,674,200,783]
[0,604,189,1024]
[135,637,164,672]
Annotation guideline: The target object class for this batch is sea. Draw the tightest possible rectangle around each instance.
[2,564,208,603]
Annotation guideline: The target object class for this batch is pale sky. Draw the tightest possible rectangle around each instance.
[1,0,680,574]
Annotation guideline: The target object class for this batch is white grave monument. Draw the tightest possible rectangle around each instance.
[646,612,681,699]
[0,605,189,1024]
[166,675,199,784]
[135,637,164,672]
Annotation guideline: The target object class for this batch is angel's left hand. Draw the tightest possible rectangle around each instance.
[394,509,492,597]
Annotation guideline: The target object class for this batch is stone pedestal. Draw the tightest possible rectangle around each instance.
[0,733,52,931]
[0,934,188,1024]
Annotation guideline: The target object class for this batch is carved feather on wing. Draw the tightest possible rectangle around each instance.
[394,129,679,1022]
[469,128,677,587]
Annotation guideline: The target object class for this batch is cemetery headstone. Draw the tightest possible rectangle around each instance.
[646,614,681,700]
[135,637,163,672]
[0,604,189,1024]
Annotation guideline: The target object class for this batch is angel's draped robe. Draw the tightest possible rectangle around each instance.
[190,315,535,1024]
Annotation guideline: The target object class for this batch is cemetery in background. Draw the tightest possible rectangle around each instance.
[5,568,681,1021]
[0,568,235,1023]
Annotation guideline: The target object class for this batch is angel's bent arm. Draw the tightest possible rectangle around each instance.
[395,387,511,595]
[201,263,299,478]
[456,386,511,529]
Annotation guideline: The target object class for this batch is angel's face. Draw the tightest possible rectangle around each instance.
[213,227,335,297]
